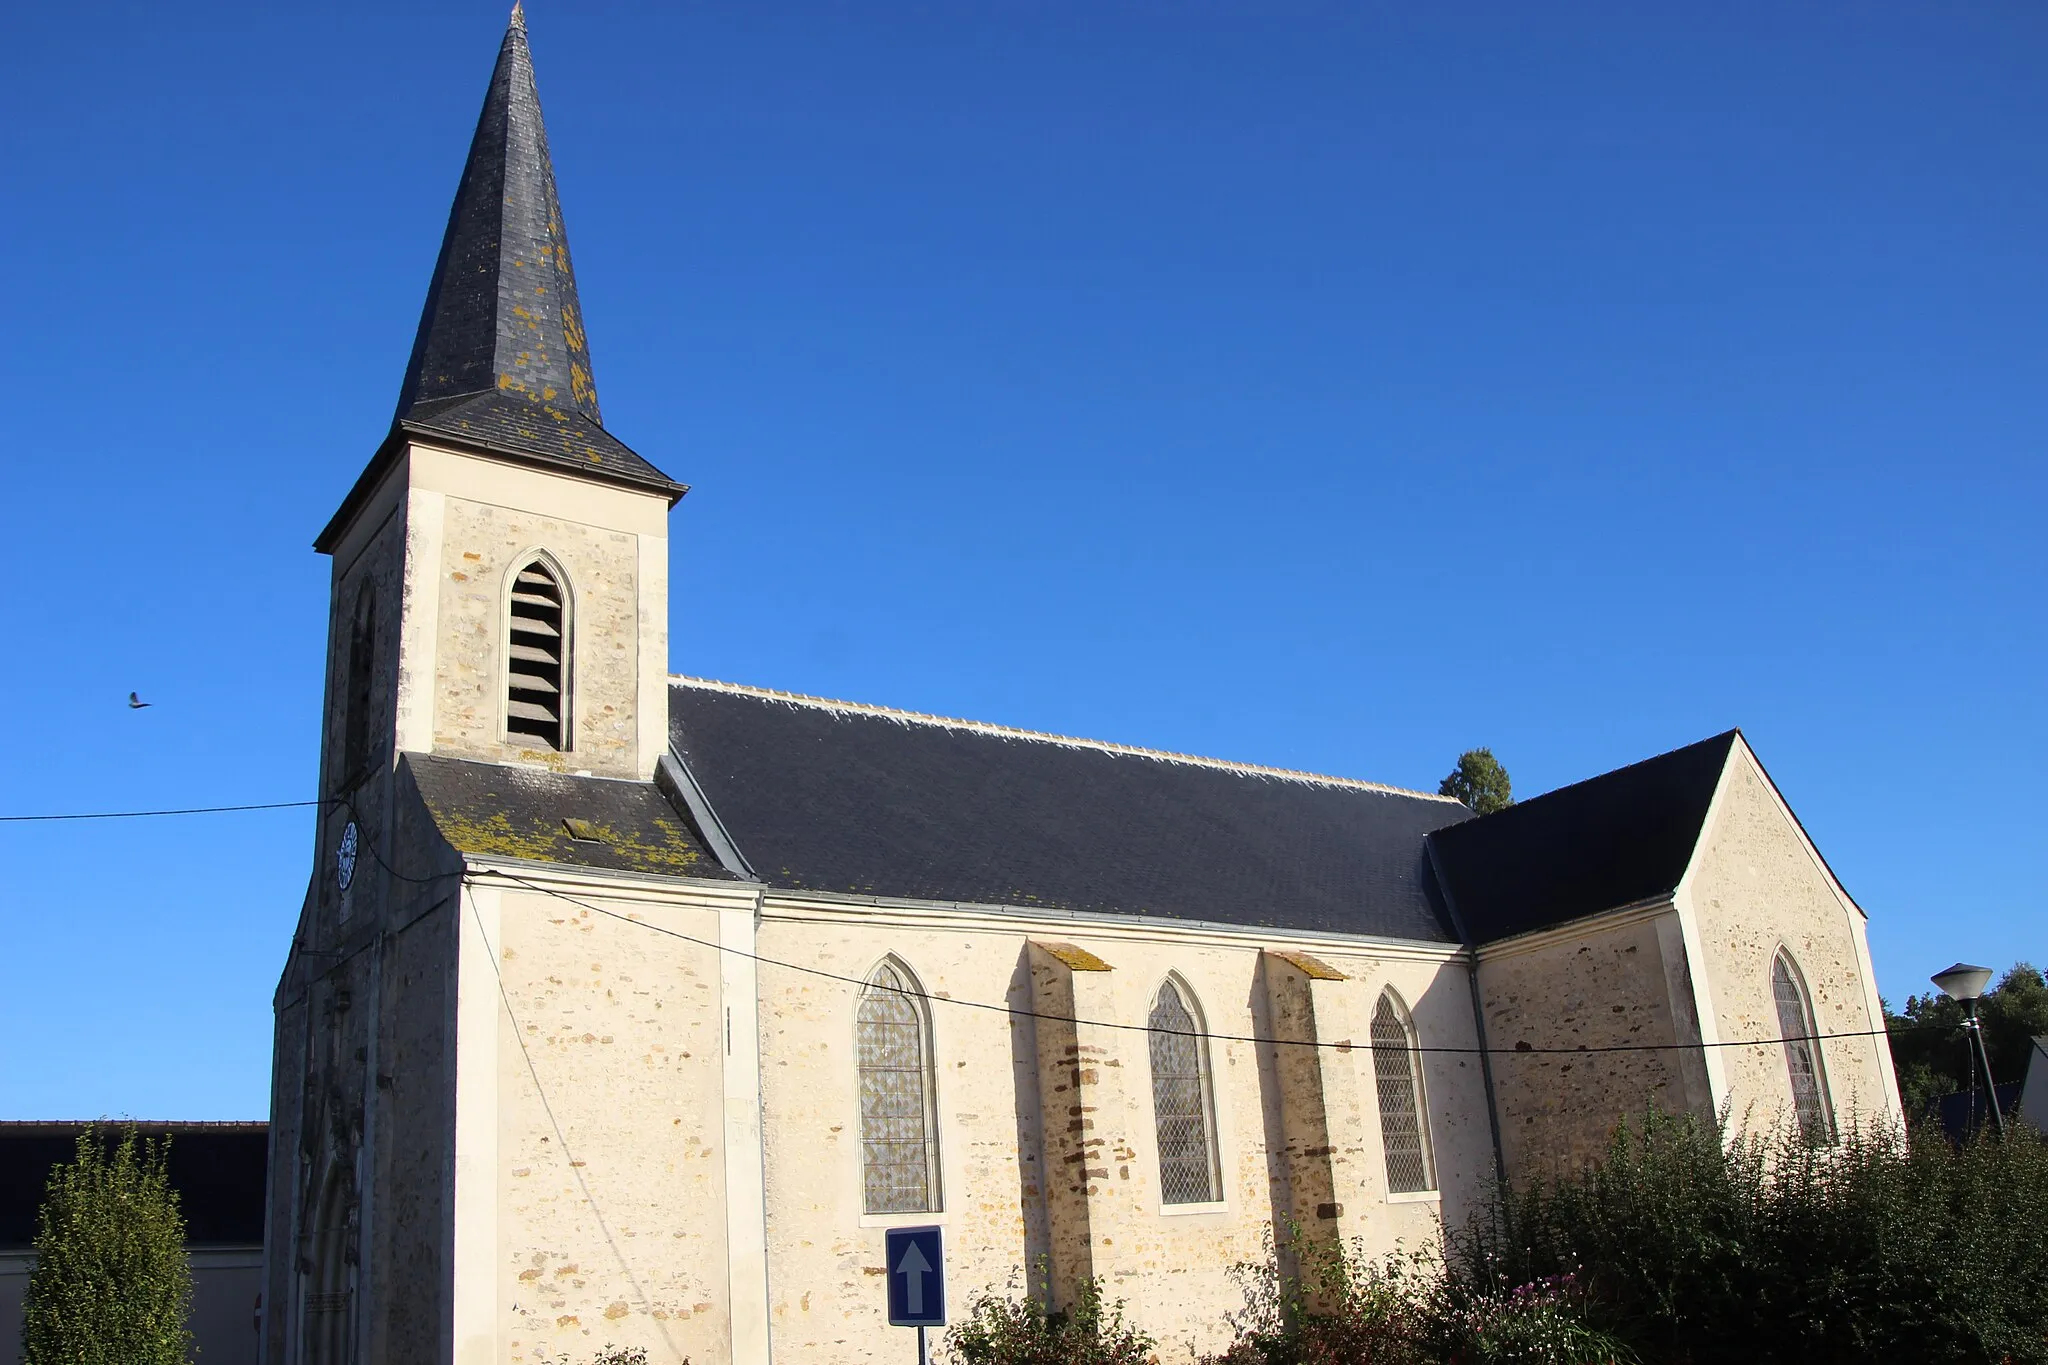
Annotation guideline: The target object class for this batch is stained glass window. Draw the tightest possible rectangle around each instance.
[1773,952,1836,1143]
[1149,979,1220,1205]
[1372,992,1436,1194]
[857,961,939,1213]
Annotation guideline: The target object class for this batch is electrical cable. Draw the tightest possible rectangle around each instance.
[0,799,323,822]
[471,864,1941,1060]
[7,787,1959,1063]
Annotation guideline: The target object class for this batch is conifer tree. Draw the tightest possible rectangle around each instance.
[21,1126,192,1365]
[1440,747,1514,815]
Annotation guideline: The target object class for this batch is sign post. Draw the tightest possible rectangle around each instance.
[885,1225,946,1363]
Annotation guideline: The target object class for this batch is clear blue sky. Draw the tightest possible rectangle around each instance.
[0,2,2040,1119]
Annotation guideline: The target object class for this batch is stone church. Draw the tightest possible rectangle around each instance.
[264,11,1903,1364]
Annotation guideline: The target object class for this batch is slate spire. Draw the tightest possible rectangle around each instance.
[398,5,600,421]
[319,9,681,553]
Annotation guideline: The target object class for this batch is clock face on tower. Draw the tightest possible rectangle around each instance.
[337,821,359,892]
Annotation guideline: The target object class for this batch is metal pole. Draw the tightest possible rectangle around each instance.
[1965,1000,2008,1137]
[918,1324,928,1365]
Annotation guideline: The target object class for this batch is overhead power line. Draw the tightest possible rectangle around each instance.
[0,799,323,822]
[470,865,1923,1061]
[11,791,1944,1064]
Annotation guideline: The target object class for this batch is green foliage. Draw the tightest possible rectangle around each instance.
[1452,1107,2048,1365]
[21,1126,192,1365]
[1440,749,1514,815]
[1887,963,2048,1118]
[543,1348,655,1365]
[1208,1228,1631,1365]
[948,1272,1154,1365]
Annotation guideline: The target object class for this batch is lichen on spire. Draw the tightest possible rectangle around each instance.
[394,5,602,426]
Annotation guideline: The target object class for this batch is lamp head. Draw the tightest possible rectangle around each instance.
[1931,962,1995,1004]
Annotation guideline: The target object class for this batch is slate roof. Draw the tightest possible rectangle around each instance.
[1427,731,1739,944]
[667,678,1470,941]
[405,753,733,880]
[317,9,680,551]
[0,1123,267,1249]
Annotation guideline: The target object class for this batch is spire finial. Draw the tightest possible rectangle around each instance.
[509,1,526,32]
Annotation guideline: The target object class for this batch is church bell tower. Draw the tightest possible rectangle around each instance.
[273,15,688,1360]
[311,0,685,834]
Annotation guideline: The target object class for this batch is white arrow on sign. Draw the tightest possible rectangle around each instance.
[895,1238,934,1316]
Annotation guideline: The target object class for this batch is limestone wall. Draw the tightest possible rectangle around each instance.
[751,902,1487,1364]
[461,876,748,1365]
[1680,744,1902,1136]
[408,444,671,781]
[1477,908,1707,1179]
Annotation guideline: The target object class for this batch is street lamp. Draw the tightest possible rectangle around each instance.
[1931,962,2006,1137]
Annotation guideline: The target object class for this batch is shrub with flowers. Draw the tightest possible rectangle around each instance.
[1435,1272,1634,1365]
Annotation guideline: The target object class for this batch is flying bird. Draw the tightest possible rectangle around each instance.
[128,692,151,709]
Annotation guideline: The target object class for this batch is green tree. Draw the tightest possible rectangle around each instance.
[21,1126,191,1365]
[1440,748,1514,815]
[1885,963,2048,1120]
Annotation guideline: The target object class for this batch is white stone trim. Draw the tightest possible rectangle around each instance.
[759,891,1468,963]
[1672,743,1741,1115]
[719,893,773,1365]
[451,881,502,1365]
[634,528,669,780]
[1470,896,1677,963]
[396,484,445,757]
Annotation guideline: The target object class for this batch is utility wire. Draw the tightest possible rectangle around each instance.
[472,865,1933,1061]
[0,799,323,822]
[24,789,1949,1064]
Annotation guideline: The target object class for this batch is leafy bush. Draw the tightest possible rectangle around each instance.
[948,1272,1154,1365]
[1451,1108,2048,1365]
[1435,1273,1636,1365]
[543,1347,655,1365]
[21,1126,192,1365]
[1208,1227,1629,1365]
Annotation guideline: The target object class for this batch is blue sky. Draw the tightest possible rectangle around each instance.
[0,2,2040,1119]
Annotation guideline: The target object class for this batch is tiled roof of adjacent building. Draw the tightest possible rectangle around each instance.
[0,1123,268,1249]
[405,753,734,880]
[1427,730,1739,944]
[667,677,1471,941]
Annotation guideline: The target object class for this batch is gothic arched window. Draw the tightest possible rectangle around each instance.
[1371,990,1436,1195]
[506,557,569,750]
[1149,977,1221,1204]
[301,1166,355,1365]
[1773,950,1836,1143]
[342,585,376,784]
[857,959,940,1213]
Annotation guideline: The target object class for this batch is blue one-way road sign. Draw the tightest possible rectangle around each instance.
[885,1225,946,1327]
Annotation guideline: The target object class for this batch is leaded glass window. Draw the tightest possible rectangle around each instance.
[1149,979,1220,1205]
[1372,992,1436,1195]
[857,961,939,1213]
[1773,952,1836,1143]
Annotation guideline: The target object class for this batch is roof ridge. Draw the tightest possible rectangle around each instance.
[669,674,1460,802]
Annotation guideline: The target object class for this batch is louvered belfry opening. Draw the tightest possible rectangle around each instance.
[506,560,568,749]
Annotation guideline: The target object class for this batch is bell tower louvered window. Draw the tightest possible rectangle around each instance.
[1773,951,1836,1143]
[506,559,569,750]
[857,960,941,1214]
[1149,979,1221,1205]
[1372,991,1436,1195]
